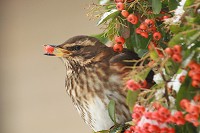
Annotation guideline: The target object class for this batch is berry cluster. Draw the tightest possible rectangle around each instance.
[179,60,200,88]
[180,96,200,127]
[136,19,161,40]
[124,96,200,133]
[126,79,147,91]
[124,105,176,133]
[188,61,200,88]
[164,45,182,63]
[115,1,139,25]
[113,36,125,52]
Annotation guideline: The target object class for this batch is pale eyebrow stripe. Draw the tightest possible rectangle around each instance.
[63,39,97,48]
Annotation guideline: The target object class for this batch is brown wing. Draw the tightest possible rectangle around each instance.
[109,48,154,84]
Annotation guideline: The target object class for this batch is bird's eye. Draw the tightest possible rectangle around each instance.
[67,45,82,51]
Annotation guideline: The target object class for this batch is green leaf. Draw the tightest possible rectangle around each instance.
[184,0,195,8]
[137,67,151,80]
[152,0,162,14]
[175,122,197,133]
[168,0,179,11]
[164,59,178,76]
[125,25,150,56]
[168,29,199,46]
[109,124,124,133]
[149,50,159,61]
[97,9,120,26]
[126,90,139,112]
[108,100,117,124]
[176,76,197,110]
[170,25,181,34]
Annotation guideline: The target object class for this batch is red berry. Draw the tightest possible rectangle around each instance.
[176,118,186,125]
[144,19,155,27]
[139,23,147,30]
[121,10,129,18]
[174,111,184,119]
[156,49,164,58]
[126,79,141,91]
[163,15,170,19]
[116,2,124,11]
[158,107,170,118]
[130,126,135,131]
[179,75,186,83]
[172,54,182,63]
[136,28,142,34]
[188,105,199,116]
[188,70,196,77]
[133,105,145,115]
[132,112,141,120]
[193,121,200,127]
[115,36,125,44]
[44,45,54,54]
[124,130,132,133]
[113,44,123,52]
[185,113,198,122]
[127,14,138,24]
[193,94,200,102]
[164,47,174,56]
[148,26,157,33]
[153,32,162,41]
[144,112,152,119]
[148,125,160,132]
[143,123,150,131]
[139,80,147,88]
[192,80,200,88]
[134,126,142,133]
[160,127,169,133]
[168,128,175,133]
[192,74,200,81]
[188,61,200,71]
[173,45,182,54]
[151,111,160,120]
[140,32,149,38]
[180,99,190,110]
[167,116,177,123]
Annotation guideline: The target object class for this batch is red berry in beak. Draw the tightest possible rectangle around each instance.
[44,45,54,54]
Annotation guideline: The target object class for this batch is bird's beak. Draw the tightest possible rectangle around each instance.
[43,44,71,57]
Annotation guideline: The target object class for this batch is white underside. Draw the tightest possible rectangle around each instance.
[88,95,114,132]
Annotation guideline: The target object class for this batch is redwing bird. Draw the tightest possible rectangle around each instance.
[44,35,153,132]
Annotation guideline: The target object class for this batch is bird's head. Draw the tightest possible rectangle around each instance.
[44,36,111,66]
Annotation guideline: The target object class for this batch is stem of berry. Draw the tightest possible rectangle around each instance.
[160,71,171,108]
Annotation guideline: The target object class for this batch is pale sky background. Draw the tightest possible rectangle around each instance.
[0,0,101,133]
